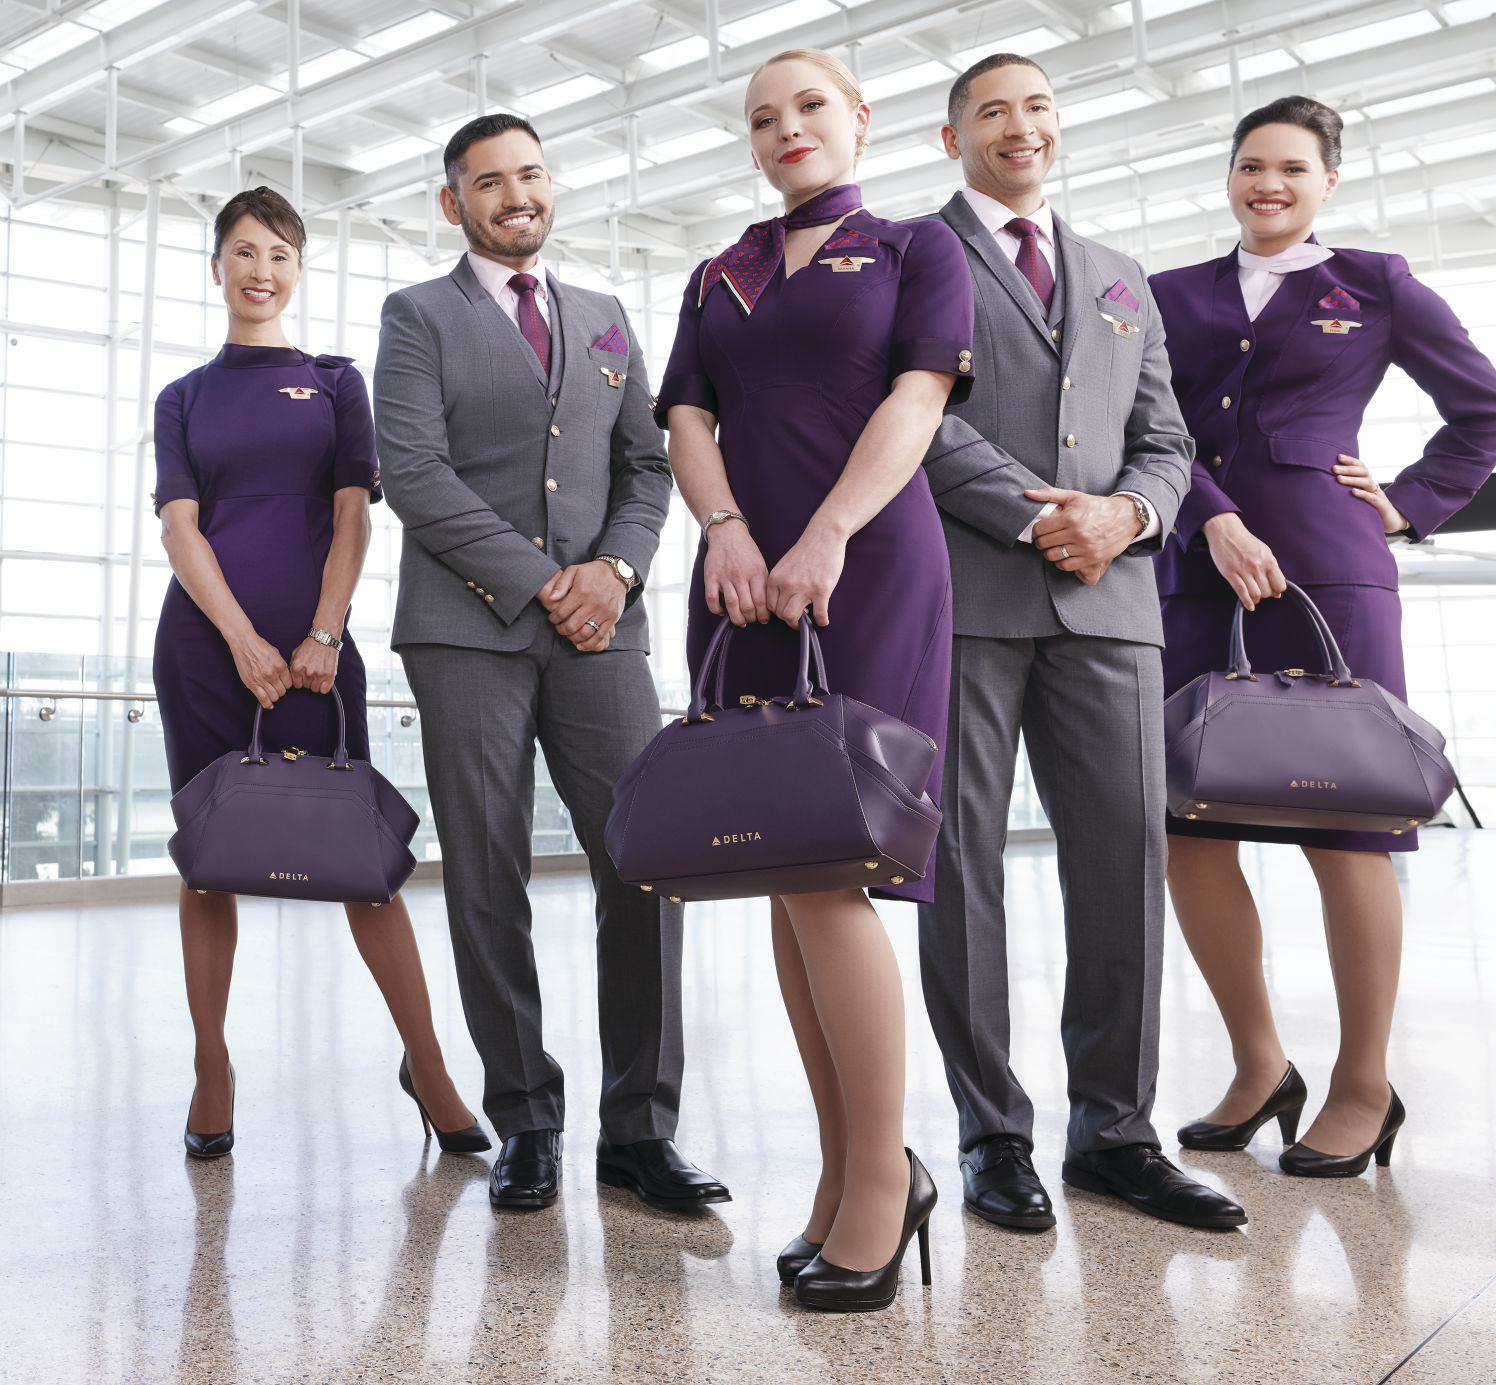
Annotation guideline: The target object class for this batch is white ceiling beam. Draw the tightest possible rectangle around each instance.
[0,0,276,127]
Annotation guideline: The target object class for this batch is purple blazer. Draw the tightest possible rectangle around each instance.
[1149,244,1496,596]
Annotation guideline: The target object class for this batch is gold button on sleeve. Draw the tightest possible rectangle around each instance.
[958,349,972,361]
[466,581,475,588]
[546,478,558,491]
[957,361,971,373]
[485,594,494,602]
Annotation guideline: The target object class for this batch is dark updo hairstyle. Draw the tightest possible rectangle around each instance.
[212,186,307,261]
[1229,95,1344,171]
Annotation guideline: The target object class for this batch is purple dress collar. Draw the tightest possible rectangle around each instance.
[213,343,308,369]
[699,183,871,316]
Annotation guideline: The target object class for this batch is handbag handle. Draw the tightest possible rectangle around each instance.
[1227,581,1356,686]
[247,685,351,768]
[686,613,830,722]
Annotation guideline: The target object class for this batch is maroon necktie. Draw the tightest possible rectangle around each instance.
[1005,217,1054,313]
[509,272,551,375]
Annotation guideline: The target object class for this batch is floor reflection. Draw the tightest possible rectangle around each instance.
[1,833,1494,1382]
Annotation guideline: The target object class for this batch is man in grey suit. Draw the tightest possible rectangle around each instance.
[917,56,1247,1230]
[375,114,727,1213]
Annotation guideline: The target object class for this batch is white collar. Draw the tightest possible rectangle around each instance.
[1236,241,1333,274]
[467,250,549,298]
[961,187,1055,242]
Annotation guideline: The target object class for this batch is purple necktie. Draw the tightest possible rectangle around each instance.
[1005,217,1054,313]
[509,272,551,375]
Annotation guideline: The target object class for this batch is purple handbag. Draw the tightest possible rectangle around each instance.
[605,614,942,902]
[1163,582,1455,834]
[166,688,420,903]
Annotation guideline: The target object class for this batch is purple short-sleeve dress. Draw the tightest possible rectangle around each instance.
[152,344,382,794]
[655,209,975,902]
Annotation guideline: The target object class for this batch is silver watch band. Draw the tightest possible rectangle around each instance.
[704,509,749,533]
[308,627,344,652]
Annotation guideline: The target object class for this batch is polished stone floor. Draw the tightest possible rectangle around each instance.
[2,833,1493,1384]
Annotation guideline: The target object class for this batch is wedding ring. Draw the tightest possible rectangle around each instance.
[584,619,601,631]
[1060,545,1070,560]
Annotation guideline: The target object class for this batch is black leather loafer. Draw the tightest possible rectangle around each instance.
[961,1135,1056,1229]
[1179,1063,1309,1151]
[1062,1143,1247,1229]
[489,1129,562,1209]
[777,1235,823,1285]
[596,1137,731,1210]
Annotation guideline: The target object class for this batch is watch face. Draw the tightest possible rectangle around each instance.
[616,559,636,581]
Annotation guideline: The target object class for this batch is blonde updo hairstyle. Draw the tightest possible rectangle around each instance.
[748,47,871,158]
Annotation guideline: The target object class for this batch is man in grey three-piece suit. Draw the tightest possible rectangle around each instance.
[374,114,727,1213]
[918,56,1247,1230]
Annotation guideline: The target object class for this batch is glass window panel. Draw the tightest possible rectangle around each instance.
[4,387,105,448]
[1,557,102,615]
[2,500,107,556]
[7,222,107,285]
[6,277,105,332]
[3,335,106,393]
[2,444,104,501]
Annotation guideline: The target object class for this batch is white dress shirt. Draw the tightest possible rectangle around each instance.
[1236,240,1335,321]
[959,187,1160,546]
[467,250,552,329]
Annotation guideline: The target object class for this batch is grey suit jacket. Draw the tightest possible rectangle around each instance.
[374,256,672,653]
[922,192,1193,647]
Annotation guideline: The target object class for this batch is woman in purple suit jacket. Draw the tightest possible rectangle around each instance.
[1150,97,1496,1177]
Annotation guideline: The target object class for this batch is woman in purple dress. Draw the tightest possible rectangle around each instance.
[657,50,973,1310]
[154,188,486,1159]
[1150,99,1496,1177]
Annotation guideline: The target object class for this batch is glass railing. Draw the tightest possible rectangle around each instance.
[0,653,1058,887]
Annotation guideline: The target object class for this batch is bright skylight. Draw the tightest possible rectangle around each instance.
[164,116,204,134]
[346,135,439,174]
[954,27,1065,67]
[556,153,633,189]
[1295,11,1442,62]
[720,0,839,48]
[194,85,281,126]
[857,142,944,183]
[83,0,168,29]
[861,61,952,103]
[639,34,712,74]
[1194,48,1298,87]
[1361,79,1496,122]
[1063,88,1156,125]
[362,11,458,56]
[296,48,367,87]
[646,128,737,164]
[2,20,94,70]
[524,74,614,115]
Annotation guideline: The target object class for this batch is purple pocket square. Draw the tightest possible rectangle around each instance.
[1318,286,1359,312]
[592,324,628,354]
[1103,280,1140,312]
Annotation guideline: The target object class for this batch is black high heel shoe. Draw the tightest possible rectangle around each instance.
[398,1055,491,1154]
[777,1235,823,1285]
[794,1150,936,1313]
[1279,1087,1404,1178]
[184,1063,236,1159]
[1178,1062,1309,1151]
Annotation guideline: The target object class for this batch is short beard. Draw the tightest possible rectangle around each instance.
[457,197,553,261]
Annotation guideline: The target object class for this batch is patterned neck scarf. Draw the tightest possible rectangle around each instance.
[699,183,866,316]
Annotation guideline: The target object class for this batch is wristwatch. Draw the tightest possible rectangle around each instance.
[598,554,638,590]
[1120,494,1150,536]
[307,627,344,652]
[704,509,749,533]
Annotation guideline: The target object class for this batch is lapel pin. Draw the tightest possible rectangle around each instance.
[1310,319,1362,335]
[278,386,318,400]
[818,255,876,273]
[600,367,626,388]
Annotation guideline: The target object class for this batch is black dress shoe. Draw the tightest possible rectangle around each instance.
[595,1137,731,1210]
[1280,1087,1404,1178]
[184,1063,236,1160]
[777,1235,823,1285]
[794,1149,937,1313]
[1062,1143,1247,1229]
[1178,1063,1309,1151]
[489,1130,562,1209]
[961,1135,1056,1229]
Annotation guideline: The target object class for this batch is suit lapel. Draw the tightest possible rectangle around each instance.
[548,271,587,397]
[1054,215,1090,377]
[940,192,1056,354]
[451,254,549,392]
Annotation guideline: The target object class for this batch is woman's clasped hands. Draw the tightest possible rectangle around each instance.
[704,518,846,629]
